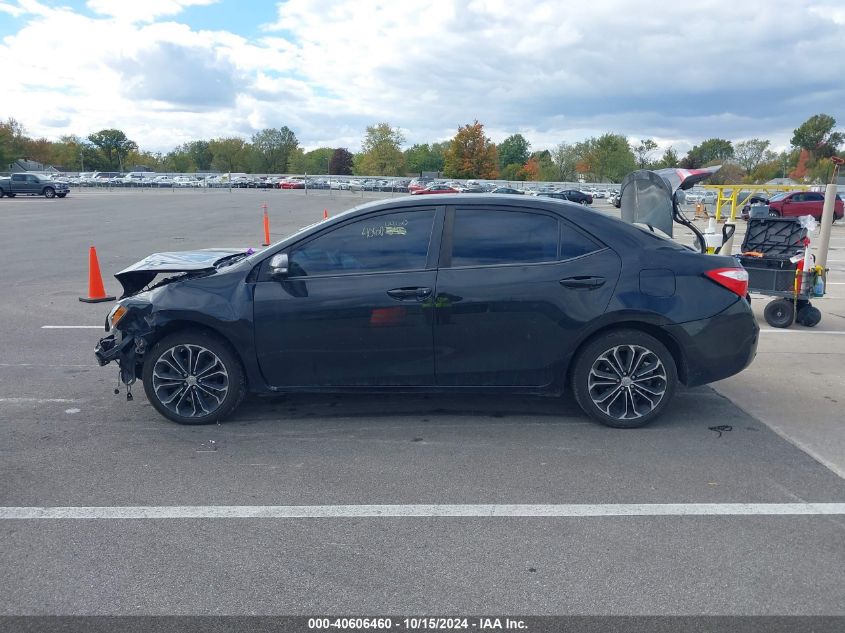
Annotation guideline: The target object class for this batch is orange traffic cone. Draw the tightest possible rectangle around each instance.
[79,246,115,303]
[262,203,271,246]
[323,209,328,220]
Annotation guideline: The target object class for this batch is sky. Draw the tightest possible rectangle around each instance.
[1,0,844,156]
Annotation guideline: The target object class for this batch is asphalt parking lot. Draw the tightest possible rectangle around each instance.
[1,189,844,617]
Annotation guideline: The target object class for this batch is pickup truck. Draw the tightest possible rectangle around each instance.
[0,173,70,198]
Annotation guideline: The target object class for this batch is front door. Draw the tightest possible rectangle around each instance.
[433,205,621,387]
[253,207,441,387]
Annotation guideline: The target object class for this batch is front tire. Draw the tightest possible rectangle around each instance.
[142,330,246,425]
[57,193,67,198]
[43,187,56,199]
[571,329,677,428]
[580,200,589,206]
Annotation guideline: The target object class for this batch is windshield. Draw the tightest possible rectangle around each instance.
[769,192,789,202]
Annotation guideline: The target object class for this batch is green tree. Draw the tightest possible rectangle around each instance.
[356,122,406,176]
[549,142,580,181]
[443,120,499,179]
[161,148,195,173]
[733,139,771,172]
[708,163,745,185]
[655,146,679,168]
[498,134,530,170]
[48,135,86,171]
[579,133,636,182]
[20,137,54,165]
[500,163,524,181]
[124,148,162,171]
[289,147,334,174]
[209,137,249,172]
[528,149,556,181]
[681,138,733,169]
[186,140,213,171]
[251,127,299,173]
[87,129,138,171]
[791,114,843,160]
[634,139,658,169]
[404,143,445,174]
[329,148,354,175]
[0,117,27,168]
[746,157,782,183]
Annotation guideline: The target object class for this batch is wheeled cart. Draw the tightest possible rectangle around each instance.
[737,218,824,328]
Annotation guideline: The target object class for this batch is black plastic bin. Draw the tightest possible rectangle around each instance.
[737,217,821,328]
[738,217,807,291]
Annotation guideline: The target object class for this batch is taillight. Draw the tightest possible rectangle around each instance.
[704,267,749,298]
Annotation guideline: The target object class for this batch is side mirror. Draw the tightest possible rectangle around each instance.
[269,253,289,278]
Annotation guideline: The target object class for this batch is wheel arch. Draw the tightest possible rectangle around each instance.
[140,319,249,387]
[565,321,689,387]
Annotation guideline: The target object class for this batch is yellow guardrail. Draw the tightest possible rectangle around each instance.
[700,184,811,222]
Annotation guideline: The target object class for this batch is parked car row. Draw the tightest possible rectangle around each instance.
[45,171,632,197]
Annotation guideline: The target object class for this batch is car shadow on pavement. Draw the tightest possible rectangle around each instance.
[224,386,711,427]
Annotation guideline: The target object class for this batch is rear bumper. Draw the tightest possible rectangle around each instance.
[662,299,759,387]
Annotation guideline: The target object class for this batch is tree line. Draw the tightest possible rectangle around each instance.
[1,114,841,184]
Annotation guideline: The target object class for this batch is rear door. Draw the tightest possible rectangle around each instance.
[10,174,29,194]
[433,204,621,388]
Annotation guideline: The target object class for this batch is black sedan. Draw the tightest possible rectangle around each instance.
[96,194,758,428]
[559,190,593,205]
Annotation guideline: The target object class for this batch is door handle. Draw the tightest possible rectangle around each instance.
[560,276,605,289]
[387,287,432,301]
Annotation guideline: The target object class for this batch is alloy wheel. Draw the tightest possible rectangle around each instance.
[587,345,667,421]
[152,344,229,418]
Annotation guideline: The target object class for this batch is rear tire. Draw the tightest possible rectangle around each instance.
[142,329,246,425]
[571,329,677,429]
[764,299,794,328]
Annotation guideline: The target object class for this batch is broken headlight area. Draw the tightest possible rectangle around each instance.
[95,301,153,395]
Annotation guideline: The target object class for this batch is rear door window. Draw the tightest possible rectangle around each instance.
[450,208,559,267]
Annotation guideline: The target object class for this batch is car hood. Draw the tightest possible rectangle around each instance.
[114,248,250,298]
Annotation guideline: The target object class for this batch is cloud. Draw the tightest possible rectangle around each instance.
[0,0,843,154]
[114,42,239,108]
[86,0,219,23]
[0,1,25,16]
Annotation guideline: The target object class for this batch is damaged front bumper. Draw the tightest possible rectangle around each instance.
[95,328,144,385]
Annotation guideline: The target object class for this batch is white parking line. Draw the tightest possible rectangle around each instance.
[1,503,844,520]
[760,329,845,334]
[41,325,103,329]
[0,398,80,403]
